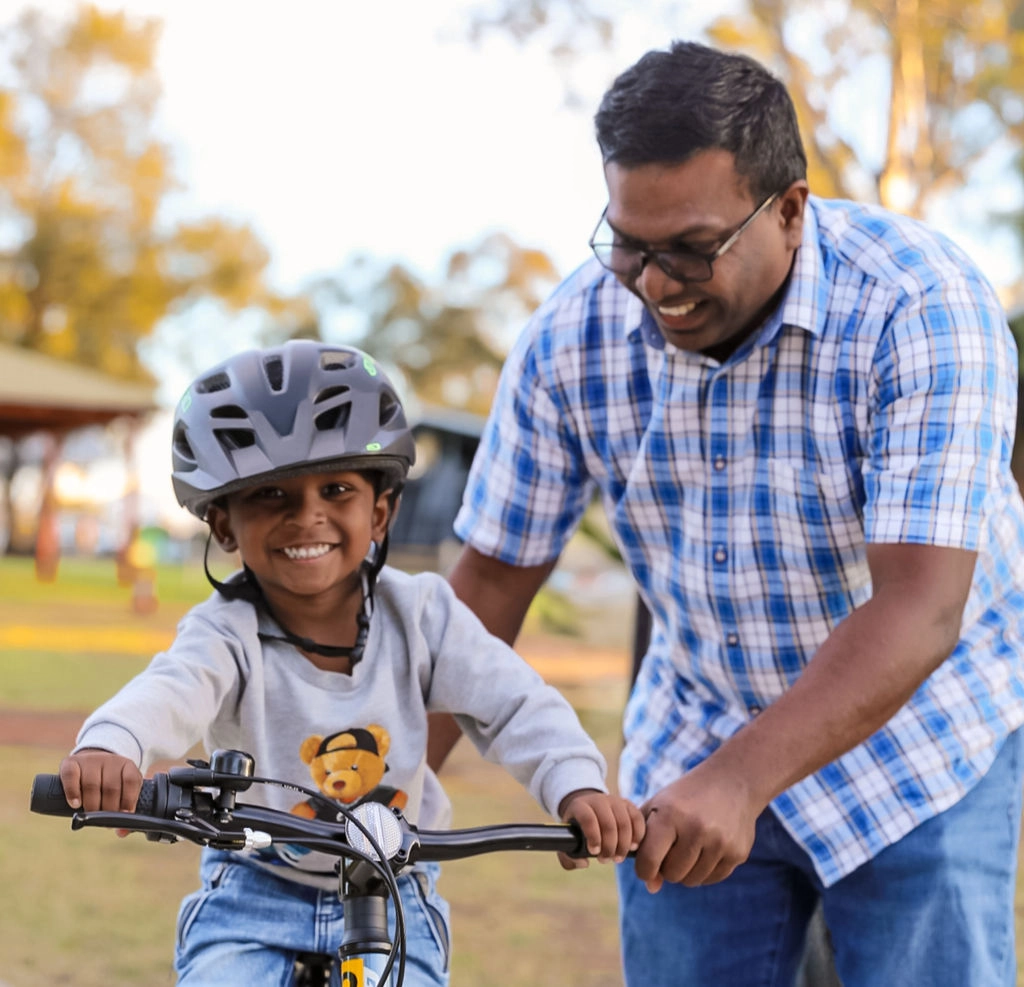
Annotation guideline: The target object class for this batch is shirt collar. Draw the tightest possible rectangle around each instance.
[623,289,661,348]
[768,196,827,342]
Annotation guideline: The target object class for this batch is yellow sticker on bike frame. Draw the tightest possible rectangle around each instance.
[340,957,365,987]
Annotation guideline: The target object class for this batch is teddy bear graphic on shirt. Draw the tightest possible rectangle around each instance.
[291,723,408,821]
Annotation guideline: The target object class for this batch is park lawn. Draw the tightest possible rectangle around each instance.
[4,556,1024,984]
[0,556,627,986]
[3,713,626,987]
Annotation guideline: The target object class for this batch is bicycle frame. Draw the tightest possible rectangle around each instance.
[30,749,588,986]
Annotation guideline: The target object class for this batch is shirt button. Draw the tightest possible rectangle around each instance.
[748,705,762,716]
[713,546,728,564]
[713,455,726,471]
[726,633,739,646]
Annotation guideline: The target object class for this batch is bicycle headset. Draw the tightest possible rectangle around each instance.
[170,339,416,665]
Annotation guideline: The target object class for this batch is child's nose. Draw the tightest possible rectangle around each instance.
[287,489,325,524]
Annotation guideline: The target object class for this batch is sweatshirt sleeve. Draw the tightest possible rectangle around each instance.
[413,575,608,818]
[74,598,251,772]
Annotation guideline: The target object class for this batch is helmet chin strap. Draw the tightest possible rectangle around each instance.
[203,532,390,665]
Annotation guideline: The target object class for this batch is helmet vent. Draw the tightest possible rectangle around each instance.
[210,404,248,419]
[379,391,401,425]
[263,356,285,391]
[215,428,257,451]
[172,426,195,463]
[197,372,230,394]
[321,351,359,372]
[315,403,351,432]
[314,385,350,405]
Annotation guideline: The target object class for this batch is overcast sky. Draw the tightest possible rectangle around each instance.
[7,0,1023,528]
[9,0,694,525]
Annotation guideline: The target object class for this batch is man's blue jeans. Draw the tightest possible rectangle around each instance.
[175,851,450,985]
[617,729,1024,987]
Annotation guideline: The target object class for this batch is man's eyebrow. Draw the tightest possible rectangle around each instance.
[605,214,727,244]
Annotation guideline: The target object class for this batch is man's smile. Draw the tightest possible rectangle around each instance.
[658,300,700,318]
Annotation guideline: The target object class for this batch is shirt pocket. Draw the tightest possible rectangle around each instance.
[764,459,867,591]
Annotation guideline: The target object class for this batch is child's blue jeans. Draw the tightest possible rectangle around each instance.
[175,850,450,986]
[617,727,1024,986]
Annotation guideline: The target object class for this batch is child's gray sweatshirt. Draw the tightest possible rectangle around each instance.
[74,566,608,888]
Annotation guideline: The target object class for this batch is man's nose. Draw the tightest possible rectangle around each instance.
[634,253,680,298]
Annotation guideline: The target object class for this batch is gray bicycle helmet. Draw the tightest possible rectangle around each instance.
[171,340,416,520]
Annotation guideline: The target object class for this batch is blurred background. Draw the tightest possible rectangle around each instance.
[5,0,1024,983]
[2,0,1024,573]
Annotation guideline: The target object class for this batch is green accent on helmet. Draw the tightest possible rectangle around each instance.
[362,355,378,376]
[179,389,193,414]
[365,442,382,451]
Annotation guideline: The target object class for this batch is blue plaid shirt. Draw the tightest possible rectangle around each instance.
[454,196,1024,885]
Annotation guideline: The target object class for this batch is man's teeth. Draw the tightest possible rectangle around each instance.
[283,544,332,560]
[659,301,699,317]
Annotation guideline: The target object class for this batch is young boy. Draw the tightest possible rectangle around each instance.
[58,340,643,986]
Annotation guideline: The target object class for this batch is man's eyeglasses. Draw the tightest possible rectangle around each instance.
[588,192,779,283]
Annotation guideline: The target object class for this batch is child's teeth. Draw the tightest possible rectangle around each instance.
[284,544,331,559]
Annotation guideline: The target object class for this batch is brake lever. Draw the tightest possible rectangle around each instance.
[68,809,266,850]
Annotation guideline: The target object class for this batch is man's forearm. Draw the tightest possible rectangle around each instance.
[426,712,465,773]
[448,547,557,645]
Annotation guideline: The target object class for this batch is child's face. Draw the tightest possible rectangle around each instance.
[206,471,392,606]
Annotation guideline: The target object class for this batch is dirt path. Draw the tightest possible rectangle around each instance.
[0,708,84,749]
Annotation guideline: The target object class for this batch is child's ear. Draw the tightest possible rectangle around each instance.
[372,489,395,541]
[206,504,238,553]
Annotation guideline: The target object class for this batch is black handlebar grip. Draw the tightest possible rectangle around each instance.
[29,774,75,816]
[30,774,159,817]
[134,778,159,815]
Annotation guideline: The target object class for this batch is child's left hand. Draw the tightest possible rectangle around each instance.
[557,788,645,870]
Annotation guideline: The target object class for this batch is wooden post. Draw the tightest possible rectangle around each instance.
[115,420,158,613]
[34,432,64,582]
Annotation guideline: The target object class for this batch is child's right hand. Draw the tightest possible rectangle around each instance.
[59,748,143,812]
[557,788,645,868]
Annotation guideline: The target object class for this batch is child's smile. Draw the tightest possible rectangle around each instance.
[281,543,336,562]
[207,470,392,617]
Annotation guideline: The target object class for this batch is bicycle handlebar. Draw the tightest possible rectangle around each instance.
[31,750,600,987]
[29,750,589,869]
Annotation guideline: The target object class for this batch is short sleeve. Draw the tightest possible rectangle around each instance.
[864,271,1017,548]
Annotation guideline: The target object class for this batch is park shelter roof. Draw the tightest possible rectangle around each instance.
[0,342,156,438]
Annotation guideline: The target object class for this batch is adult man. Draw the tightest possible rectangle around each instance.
[437,40,1024,986]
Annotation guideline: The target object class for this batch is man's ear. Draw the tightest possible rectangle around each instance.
[206,504,238,553]
[778,180,809,250]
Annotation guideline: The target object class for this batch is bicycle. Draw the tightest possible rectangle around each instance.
[30,748,595,986]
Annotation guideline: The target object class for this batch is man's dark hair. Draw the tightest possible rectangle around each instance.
[594,40,807,201]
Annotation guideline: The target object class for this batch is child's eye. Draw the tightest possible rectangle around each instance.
[322,482,351,497]
[247,486,283,500]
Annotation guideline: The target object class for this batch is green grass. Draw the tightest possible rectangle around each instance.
[2,746,201,986]
[2,651,151,709]
[0,555,212,607]
[0,556,626,986]
[5,555,1024,985]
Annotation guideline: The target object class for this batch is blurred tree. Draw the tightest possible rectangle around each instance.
[299,231,560,416]
[708,0,1024,220]
[0,4,287,383]
[465,0,1024,220]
